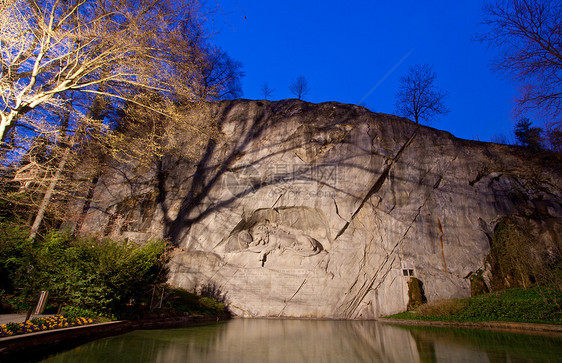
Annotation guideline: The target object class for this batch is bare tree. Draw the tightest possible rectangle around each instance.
[289,76,311,100]
[491,133,510,144]
[0,0,235,238]
[261,82,275,100]
[394,64,449,124]
[546,127,562,151]
[187,46,244,101]
[478,0,562,123]
[0,0,202,144]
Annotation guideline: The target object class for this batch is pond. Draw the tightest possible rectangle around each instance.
[41,319,562,362]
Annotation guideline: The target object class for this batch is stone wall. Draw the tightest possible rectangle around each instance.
[73,99,562,318]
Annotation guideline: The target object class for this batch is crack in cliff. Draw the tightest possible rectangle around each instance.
[332,198,348,223]
[276,254,330,317]
[345,236,372,296]
[340,247,398,319]
[338,153,456,319]
[335,128,420,240]
[271,191,285,209]
[277,278,307,317]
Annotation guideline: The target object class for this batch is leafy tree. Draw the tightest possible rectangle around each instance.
[0,0,191,143]
[1,229,171,317]
[289,76,311,100]
[394,64,449,124]
[478,0,562,123]
[514,117,544,150]
[0,0,241,238]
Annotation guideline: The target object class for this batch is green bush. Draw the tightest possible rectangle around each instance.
[388,287,562,324]
[407,277,426,311]
[199,297,226,314]
[470,270,489,296]
[61,306,101,320]
[164,287,200,312]
[3,295,34,312]
[456,288,562,323]
[0,229,171,319]
[164,287,226,315]
[490,219,534,289]
[0,218,33,293]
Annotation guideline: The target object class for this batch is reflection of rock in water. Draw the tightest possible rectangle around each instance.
[406,327,562,363]
[200,320,425,363]
[142,321,561,363]
[47,319,562,362]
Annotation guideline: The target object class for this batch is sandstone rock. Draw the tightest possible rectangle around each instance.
[73,99,562,318]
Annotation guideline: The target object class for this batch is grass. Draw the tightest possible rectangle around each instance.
[387,287,562,325]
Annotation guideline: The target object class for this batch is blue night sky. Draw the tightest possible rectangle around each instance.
[210,1,521,142]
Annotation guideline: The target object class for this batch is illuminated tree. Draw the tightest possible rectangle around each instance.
[0,0,204,144]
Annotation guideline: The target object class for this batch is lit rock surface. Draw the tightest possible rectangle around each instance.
[76,99,562,318]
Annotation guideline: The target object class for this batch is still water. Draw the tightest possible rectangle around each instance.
[43,319,562,362]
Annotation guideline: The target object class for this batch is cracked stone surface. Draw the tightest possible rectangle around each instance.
[73,99,562,319]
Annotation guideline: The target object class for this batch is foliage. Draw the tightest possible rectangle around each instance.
[394,64,449,124]
[514,117,544,151]
[388,287,562,324]
[198,297,226,315]
[2,296,34,312]
[457,289,562,322]
[0,0,242,240]
[0,0,208,143]
[61,306,102,320]
[416,299,469,318]
[489,217,561,290]
[188,46,245,101]
[164,287,226,315]
[470,270,489,296]
[407,277,426,311]
[0,229,171,318]
[491,218,528,290]
[0,216,32,292]
[109,98,218,168]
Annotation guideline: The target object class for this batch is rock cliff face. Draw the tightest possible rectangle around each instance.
[75,99,562,318]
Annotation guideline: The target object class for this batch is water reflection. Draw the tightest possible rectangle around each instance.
[43,319,562,363]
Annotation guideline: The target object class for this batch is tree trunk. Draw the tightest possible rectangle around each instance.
[28,88,106,240]
[29,145,71,240]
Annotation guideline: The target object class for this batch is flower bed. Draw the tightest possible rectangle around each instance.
[0,315,95,337]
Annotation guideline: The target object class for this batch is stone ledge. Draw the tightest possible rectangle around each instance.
[0,314,228,361]
[378,318,562,335]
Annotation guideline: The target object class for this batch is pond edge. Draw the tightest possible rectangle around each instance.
[0,314,229,361]
[378,318,562,336]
